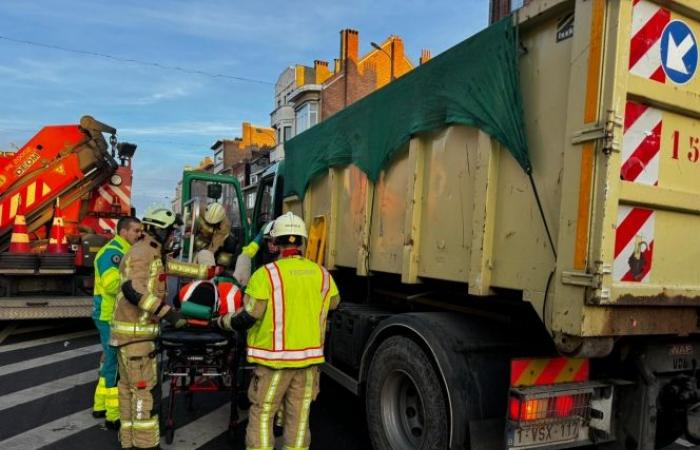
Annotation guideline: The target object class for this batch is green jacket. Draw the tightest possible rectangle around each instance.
[92,235,131,322]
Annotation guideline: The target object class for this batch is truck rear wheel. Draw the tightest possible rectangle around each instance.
[366,336,449,450]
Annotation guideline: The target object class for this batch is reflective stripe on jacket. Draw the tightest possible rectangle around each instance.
[245,256,339,369]
[110,235,213,346]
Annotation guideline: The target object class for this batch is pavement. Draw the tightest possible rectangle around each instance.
[0,319,697,450]
[0,319,371,450]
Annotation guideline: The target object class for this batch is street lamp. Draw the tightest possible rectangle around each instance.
[370,41,395,81]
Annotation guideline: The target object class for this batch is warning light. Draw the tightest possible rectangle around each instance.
[555,395,575,417]
[509,397,521,420]
[509,397,548,421]
[523,399,547,421]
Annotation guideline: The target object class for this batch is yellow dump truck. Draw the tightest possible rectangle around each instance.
[249,0,700,448]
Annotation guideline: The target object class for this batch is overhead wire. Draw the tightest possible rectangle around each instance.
[0,34,273,86]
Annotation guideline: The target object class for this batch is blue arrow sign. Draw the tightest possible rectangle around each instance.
[660,20,698,84]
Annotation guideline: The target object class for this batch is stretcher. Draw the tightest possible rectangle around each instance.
[158,321,244,444]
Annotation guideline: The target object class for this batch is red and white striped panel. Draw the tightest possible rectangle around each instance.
[97,184,131,210]
[621,101,662,185]
[629,0,670,82]
[98,218,117,233]
[614,205,655,283]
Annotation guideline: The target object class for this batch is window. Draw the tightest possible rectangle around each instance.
[283,126,292,142]
[250,174,259,185]
[295,102,318,135]
[247,192,256,210]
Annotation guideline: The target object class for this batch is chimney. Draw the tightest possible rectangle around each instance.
[419,49,432,65]
[489,0,512,24]
[340,29,359,68]
[334,58,341,73]
[314,60,331,84]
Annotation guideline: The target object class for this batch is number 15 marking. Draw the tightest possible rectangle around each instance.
[672,130,700,163]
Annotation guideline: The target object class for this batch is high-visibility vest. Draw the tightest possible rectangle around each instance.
[93,235,130,322]
[245,256,336,369]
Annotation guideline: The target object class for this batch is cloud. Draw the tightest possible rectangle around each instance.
[128,84,194,106]
[0,58,67,83]
[120,122,240,137]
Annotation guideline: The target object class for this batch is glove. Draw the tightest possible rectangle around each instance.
[215,315,229,331]
[206,265,224,279]
[164,308,187,329]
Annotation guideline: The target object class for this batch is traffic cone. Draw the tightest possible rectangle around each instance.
[47,199,69,254]
[8,203,30,254]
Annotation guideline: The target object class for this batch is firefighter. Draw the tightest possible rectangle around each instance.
[176,219,272,311]
[92,216,143,430]
[110,206,220,450]
[194,202,236,268]
[216,212,340,450]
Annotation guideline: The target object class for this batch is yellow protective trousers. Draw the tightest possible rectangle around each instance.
[246,365,320,450]
[117,341,159,449]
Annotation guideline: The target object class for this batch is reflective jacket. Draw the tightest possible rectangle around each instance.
[244,256,339,369]
[93,235,130,322]
[110,235,211,346]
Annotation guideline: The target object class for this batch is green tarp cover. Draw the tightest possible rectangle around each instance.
[284,16,529,198]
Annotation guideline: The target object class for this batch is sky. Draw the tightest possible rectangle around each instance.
[0,0,489,214]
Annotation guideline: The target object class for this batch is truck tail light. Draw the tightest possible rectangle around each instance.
[555,394,574,417]
[508,393,590,422]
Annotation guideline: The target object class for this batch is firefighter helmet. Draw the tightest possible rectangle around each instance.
[269,212,307,239]
[204,203,226,225]
[142,206,178,229]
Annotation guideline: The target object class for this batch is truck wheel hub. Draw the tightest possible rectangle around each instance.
[381,369,425,448]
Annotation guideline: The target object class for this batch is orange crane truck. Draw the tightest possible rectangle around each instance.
[0,116,136,320]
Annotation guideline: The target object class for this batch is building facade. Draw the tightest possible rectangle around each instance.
[270,29,428,162]
[270,62,332,162]
[321,29,417,120]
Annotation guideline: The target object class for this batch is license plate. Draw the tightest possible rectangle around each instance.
[508,419,581,448]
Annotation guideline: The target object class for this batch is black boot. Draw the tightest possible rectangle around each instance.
[105,419,120,431]
[92,410,106,419]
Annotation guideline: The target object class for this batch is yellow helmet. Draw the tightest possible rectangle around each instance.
[270,212,307,239]
[142,206,177,229]
[204,202,226,225]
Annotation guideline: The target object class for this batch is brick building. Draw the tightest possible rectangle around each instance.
[210,122,275,176]
[490,0,530,23]
[321,29,420,120]
[270,29,430,161]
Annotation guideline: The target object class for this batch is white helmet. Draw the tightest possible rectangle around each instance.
[142,206,178,229]
[262,221,274,237]
[204,202,226,225]
[270,212,307,239]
